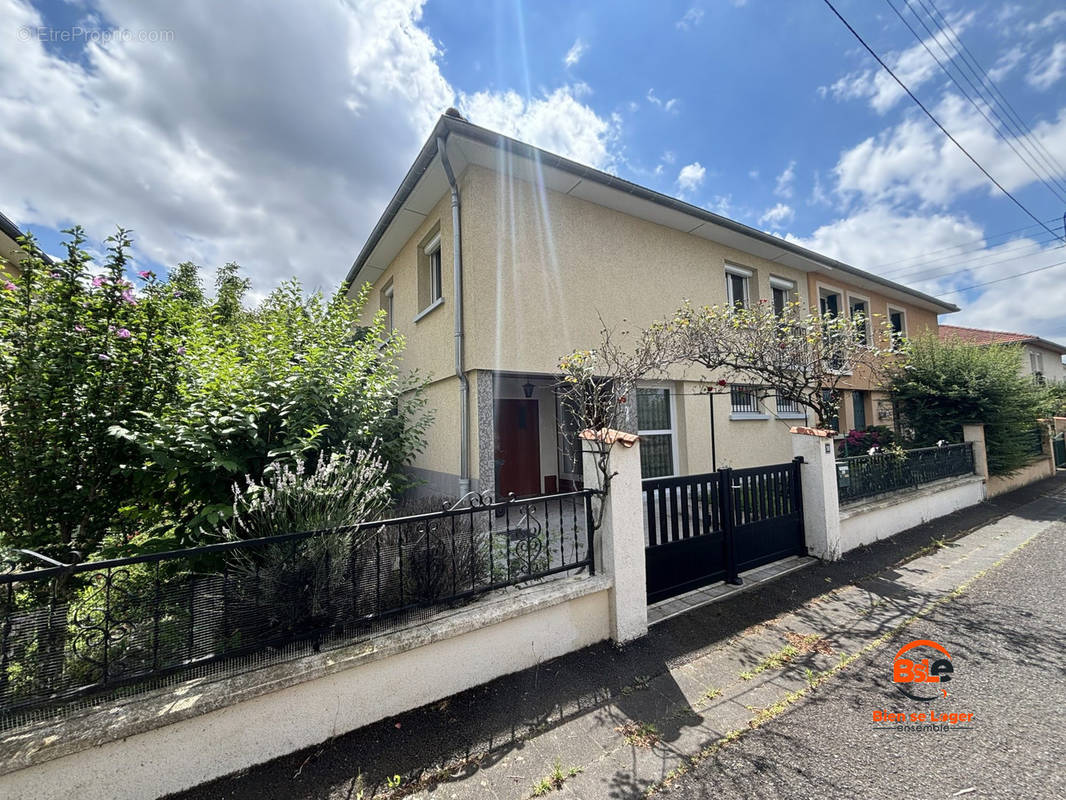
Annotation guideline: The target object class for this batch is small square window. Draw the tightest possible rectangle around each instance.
[418,229,443,313]
[730,385,759,414]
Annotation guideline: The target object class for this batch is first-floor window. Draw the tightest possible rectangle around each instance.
[636,386,674,479]
[725,265,752,308]
[730,384,761,414]
[776,394,802,415]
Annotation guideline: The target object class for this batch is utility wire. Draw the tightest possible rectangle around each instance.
[891,242,1066,284]
[936,257,1066,296]
[820,0,1064,243]
[922,0,1066,183]
[886,0,1066,203]
[865,217,1063,272]
[909,0,1066,198]
[875,225,1064,278]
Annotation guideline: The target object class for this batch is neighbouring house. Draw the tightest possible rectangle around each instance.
[345,112,958,499]
[0,211,27,278]
[939,325,1066,384]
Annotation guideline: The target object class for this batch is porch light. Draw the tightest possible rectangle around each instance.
[522,380,536,398]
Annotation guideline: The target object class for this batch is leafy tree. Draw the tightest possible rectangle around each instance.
[0,228,187,558]
[889,335,1044,475]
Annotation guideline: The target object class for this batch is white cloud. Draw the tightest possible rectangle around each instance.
[676,8,704,31]
[1023,10,1066,35]
[0,0,454,292]
[819,15,974,114]
[774,160,796,198]
[563,37,587,68]
[0,0,624,293]
[759,203,794,228]
[662,150,676,165]
[677,161,706,195]
[646,88,679,113]
[748,169,759,179]
[988,45,1025,82]
[459,86,621,170]
[1027,41,1066,90]
[832,96,1066,207]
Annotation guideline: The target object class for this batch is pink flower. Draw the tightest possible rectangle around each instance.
[177,346,186,355]
[115,328,131,339]
[121,289,138,305]
[2,281,15,291]
[74,324,86,333]
[97,353,110,361]
[137,269,154,280]
[91,276,105,288]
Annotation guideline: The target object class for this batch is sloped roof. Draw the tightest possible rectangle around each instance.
[939,324,1066,354]
[345,113,960,314]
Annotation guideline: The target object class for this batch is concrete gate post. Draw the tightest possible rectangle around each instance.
[582,434,648,643]
[790,427,842,561]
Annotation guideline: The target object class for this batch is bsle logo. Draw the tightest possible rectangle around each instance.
[892,639,953,702]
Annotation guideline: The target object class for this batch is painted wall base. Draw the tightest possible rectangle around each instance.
[986,457,1056,498]
[0,578,610,800]
[838,476,985,553]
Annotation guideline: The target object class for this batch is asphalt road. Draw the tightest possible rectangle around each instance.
[669,521,1066,800]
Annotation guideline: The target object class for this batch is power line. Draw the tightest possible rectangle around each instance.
[909,0,1066,198]
[875,225,1064,278]
[921,0,1066,184]
[892,241,1066,284]
[885,0,1066,203]
[865,217,1063,272]
[820,0,1064,243]
[937,257,1066,296]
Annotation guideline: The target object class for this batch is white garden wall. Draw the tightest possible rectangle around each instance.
[838,476,986,553]
[0,576,611,800]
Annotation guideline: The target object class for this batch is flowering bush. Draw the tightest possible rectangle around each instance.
[837,425,897,457]
[0,227,427,559]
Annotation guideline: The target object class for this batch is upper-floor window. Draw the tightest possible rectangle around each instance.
[636,386,675,479]
[417,228,443,314]
[819,287,842,317]
[770,276,796,315]
[888,307,906,349]
[725,264,752,309]
[380,282,394,332]
[848,296,870,345]
[1030,351,1045,383]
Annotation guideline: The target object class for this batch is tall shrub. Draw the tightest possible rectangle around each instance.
[0,229,187,557]
[889,335,1044,475]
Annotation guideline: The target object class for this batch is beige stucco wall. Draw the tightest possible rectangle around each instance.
[353,161,954,483]
[1021,343,1066,383]
[459,165,811,376]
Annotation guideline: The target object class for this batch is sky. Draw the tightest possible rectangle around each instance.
[2,0,1066,343]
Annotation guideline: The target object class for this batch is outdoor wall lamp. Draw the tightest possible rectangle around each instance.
[522,380,535,398]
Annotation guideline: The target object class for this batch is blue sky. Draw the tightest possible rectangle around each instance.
[3,0,1066,342]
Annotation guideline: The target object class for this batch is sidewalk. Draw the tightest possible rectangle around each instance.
[173,474,1066,800]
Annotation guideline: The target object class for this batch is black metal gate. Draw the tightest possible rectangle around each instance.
[1054,433,1066,468]
[643,459,805,604]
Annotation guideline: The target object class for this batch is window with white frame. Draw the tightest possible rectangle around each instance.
[730,384,760,414]
[819,287,842,317]
[417,229,443,313]
[848,296,870,345]
[770,276,796,315]
[725,264,752,309]
[636,386,675,479]
[888,307,906,349]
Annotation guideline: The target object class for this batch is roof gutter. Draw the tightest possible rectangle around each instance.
[437,133,471,498]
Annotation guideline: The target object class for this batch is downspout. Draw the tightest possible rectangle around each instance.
[437,135,471,497]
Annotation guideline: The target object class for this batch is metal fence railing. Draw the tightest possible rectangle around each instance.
[836,442,975,505]
[0,490,595,725]
[1022,426,1045,457]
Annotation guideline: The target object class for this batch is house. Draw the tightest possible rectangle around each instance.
[345,112,958,499]
[939,325,1066,383]
[0,211,26,278]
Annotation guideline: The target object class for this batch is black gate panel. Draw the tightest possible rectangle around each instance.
[644,460,805,604]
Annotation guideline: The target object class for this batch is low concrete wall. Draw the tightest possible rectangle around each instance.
[987,456,1056,498]
[0,576,611,800]
[838,476,986,554]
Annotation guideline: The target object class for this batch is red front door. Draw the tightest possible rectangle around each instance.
[494,399,541,498]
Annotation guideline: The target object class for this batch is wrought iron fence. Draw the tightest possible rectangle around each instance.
[836,442,975,504]
[1022,426,1045,457]
[0,490,595,724]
